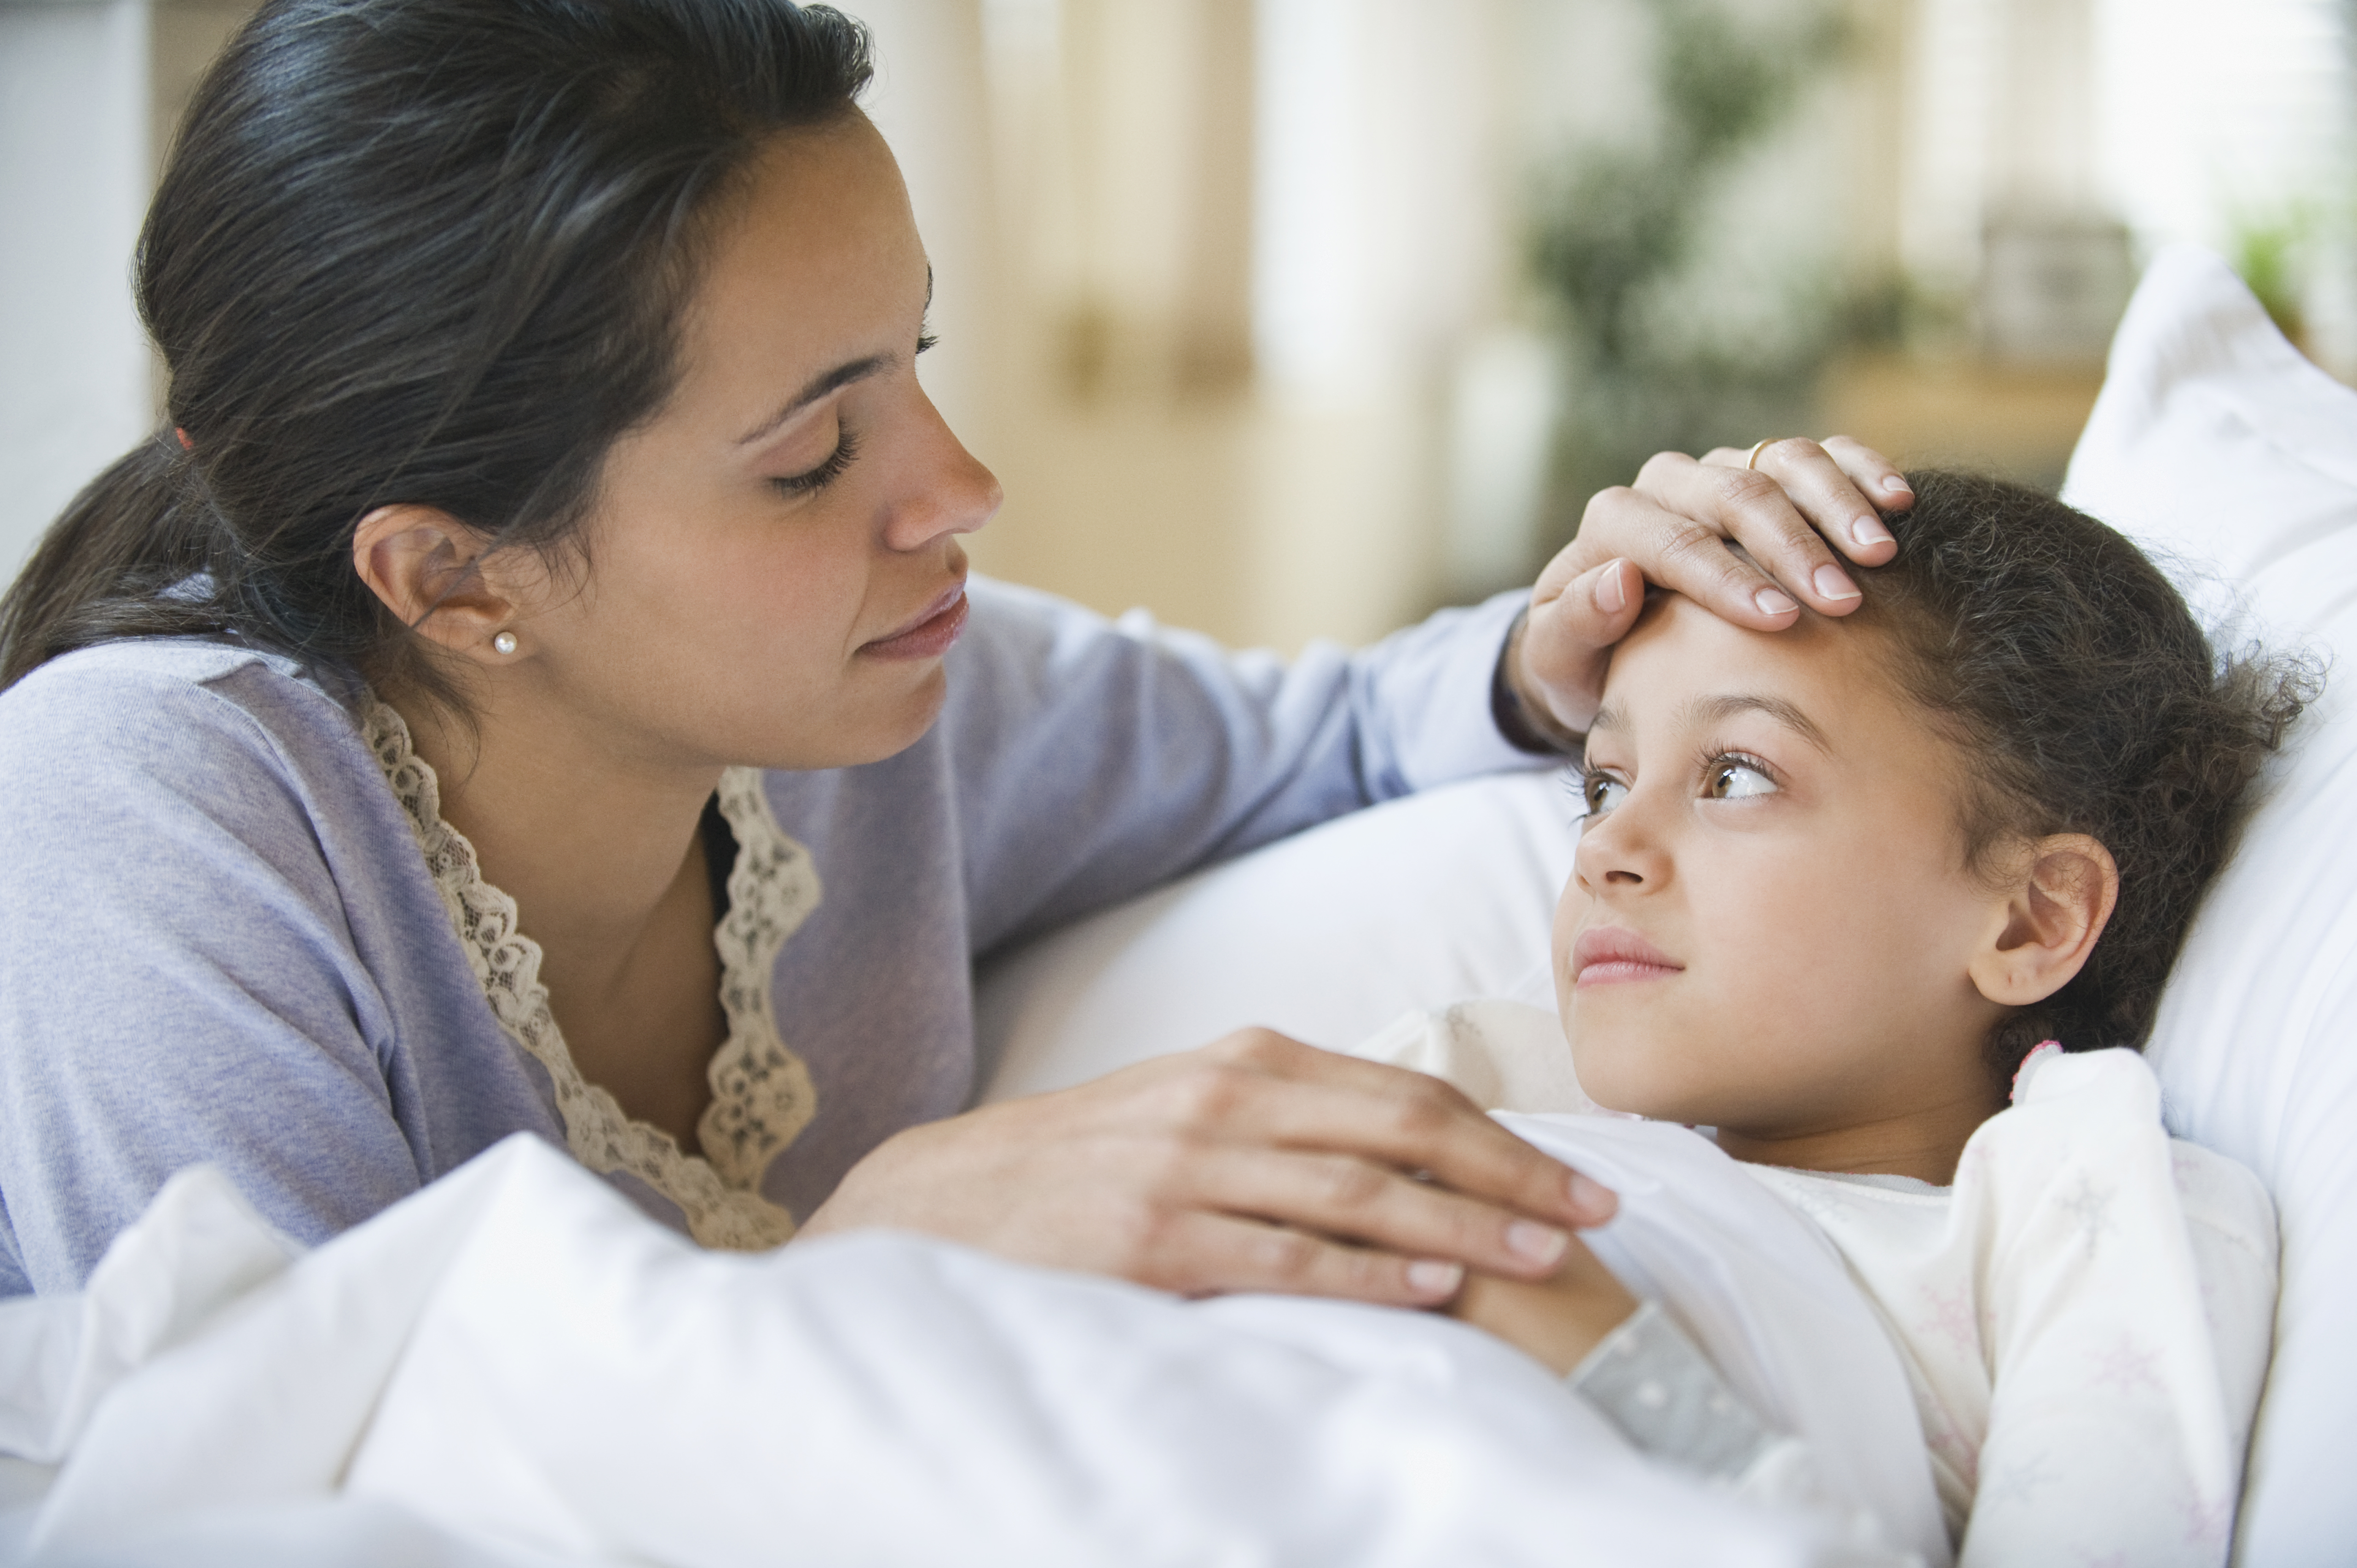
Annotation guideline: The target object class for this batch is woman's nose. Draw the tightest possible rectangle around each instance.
[883,391,1001,552]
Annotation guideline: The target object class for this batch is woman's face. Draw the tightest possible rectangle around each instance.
[498,113,999,776]
[1554,592,2011,1155]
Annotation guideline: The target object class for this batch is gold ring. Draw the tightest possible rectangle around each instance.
[1745,438,1778,471]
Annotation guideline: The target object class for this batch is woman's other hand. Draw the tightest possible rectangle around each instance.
[798,1028,1619,1306]
[1507,435,1913,743]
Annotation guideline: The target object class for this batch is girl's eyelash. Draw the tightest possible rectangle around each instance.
[1564,763,1619,821]
[916,329,940,354]
[1697,745,1780,790]
[773,428,861,497]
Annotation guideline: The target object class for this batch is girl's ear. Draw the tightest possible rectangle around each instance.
[351,505,526,662]
[1967,833,2120,1007]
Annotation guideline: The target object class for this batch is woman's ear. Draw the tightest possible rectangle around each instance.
[1967,833,2121,1007]
[351,505,522,661]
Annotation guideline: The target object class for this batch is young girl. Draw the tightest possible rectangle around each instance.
[1364,470,2307,1565]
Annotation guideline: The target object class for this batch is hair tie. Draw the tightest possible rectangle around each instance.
[2009,1039,2064,1105]
[173,428,194,451]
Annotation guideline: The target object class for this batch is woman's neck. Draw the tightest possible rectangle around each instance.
[387,683,723,998]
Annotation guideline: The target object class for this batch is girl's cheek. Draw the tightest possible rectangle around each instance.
[1551,876,1591,961]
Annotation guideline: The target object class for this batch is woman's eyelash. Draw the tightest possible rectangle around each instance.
[916,329,940,355]
[773,428,861,496]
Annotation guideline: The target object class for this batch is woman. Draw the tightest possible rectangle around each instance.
[0,0,1908,1300]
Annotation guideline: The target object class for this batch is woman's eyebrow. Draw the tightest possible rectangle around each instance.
[735,354,891,446]
[734,270,935,448]
[1680,693,1833,754]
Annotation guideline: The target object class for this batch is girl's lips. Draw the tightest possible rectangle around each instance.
[862,585,969,660]
[1571,926,1684,987]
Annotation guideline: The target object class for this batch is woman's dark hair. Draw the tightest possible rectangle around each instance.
[1861,470,2319,1083]
[0,0,872,700]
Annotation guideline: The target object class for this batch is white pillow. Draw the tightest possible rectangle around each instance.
[2060,244,2357,1568]
[976,770,1573,1100]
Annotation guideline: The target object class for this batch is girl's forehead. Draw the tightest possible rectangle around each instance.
[1596,593,1918,754]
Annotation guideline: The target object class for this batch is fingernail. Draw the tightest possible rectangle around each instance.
[1408,1260,1465,1296]
[1593,560,1627,615]
[1568,1170,1615,1218]
[1753,586,1799,617]
[1812,564,1861,602]
[1506,1220,1570,1267]
[1851,515,1894,548]
[1880,475,1912,495]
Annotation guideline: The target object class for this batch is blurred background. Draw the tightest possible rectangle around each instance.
[4,0,2354,651]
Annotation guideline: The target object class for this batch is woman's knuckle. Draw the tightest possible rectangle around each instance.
[1384,1088,1452,1143]
[1253,1229,1319,1281]
[1633,451,1687,487]
[1317,1157,1389,1211]
[1579,485,1637,532]
[1207,1028,1289,1070]
[1711,466,1782,509]
[1655,519,1725,569]
[1165,1063,1245,1126]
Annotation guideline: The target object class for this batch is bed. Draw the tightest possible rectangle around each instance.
[3,245,2351,1565]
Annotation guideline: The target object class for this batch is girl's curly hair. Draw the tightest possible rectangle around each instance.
[1857,470,2319,1085]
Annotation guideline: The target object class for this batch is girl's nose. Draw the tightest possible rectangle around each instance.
[1575,798,1667,894]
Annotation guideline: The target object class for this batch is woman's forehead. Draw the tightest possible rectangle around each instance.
[674,118,927,407]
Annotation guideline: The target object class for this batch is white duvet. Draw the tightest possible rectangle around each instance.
[0,1124,1942,1568]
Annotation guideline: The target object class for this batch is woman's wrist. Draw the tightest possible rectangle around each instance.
[1492,607,1586,757]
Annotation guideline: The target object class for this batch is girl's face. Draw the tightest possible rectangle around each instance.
[1556,592,2013,1172]
[496,113,1000,775]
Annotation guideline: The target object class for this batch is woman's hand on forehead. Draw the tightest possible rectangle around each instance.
[1507,437,1911,742]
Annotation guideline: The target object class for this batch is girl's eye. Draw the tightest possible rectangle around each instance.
[1581,773,1629,818]
[772,428,861,497]
[1704,759,1778,800]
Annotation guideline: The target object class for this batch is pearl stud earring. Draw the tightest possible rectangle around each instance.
[492,632,518,655]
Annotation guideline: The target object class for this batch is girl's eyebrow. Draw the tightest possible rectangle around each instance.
[1679,693,1833,755]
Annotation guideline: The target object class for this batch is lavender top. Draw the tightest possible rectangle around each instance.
[0,578,1534,1294]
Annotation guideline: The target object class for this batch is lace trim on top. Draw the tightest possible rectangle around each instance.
[365,700,818,1250]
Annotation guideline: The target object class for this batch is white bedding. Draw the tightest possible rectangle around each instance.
[0,1130,1941,1567]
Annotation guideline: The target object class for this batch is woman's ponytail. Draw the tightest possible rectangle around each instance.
[0,432,233,689]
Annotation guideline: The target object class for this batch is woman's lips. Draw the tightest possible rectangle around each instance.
[861,584,969,660]
[1571,927,1684,988]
